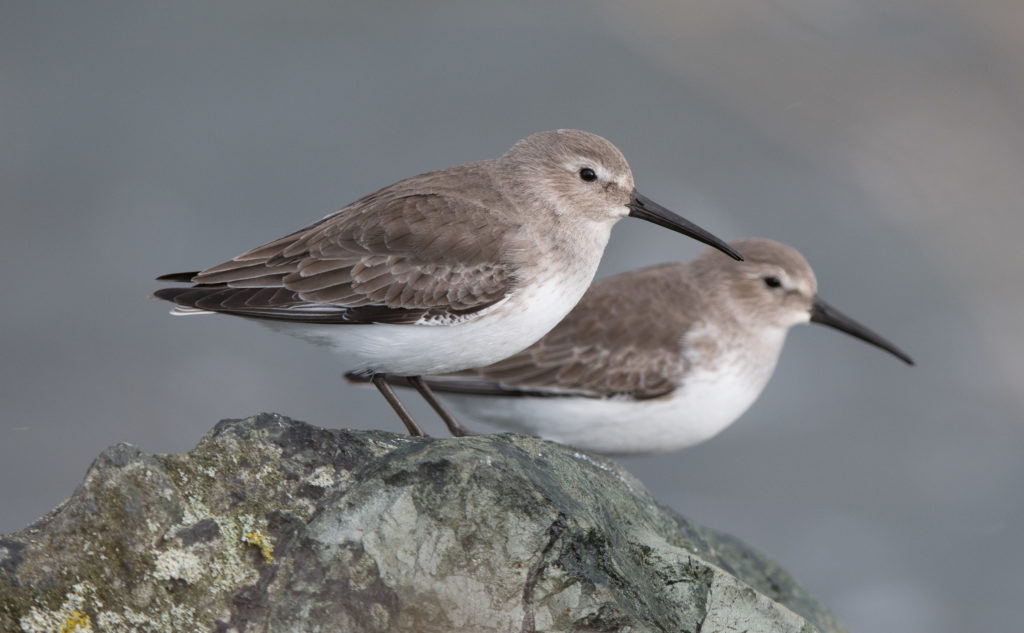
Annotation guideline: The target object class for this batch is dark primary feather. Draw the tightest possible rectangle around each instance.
[154,164,522,325]
[155,271,200,283]
[152,286,503,324]
[415,263,707,399]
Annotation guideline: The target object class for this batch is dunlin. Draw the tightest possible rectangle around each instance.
[154,130,741,436]
[368,238,912,453]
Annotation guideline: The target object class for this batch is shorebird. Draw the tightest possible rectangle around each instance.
[154,129,741,437]
[362,238,913,454]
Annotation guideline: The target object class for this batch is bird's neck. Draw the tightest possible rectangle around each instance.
[684,316,789,393]
[517,213,611,281]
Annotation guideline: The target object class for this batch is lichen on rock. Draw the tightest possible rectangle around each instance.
[0,413,846,633]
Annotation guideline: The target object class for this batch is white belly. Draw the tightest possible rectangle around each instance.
[260,270,596,376]
[439,361,772,455]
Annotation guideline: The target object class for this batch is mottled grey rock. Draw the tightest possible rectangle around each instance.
[0,413,846,633]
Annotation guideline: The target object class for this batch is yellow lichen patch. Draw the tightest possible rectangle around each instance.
[59,610,91,633]
[242,530,274,563]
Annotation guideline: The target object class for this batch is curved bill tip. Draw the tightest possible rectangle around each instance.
[810,297,915,365]
[627,190,743,261]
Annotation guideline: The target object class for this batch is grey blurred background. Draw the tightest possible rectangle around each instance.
[2,1,1021,630]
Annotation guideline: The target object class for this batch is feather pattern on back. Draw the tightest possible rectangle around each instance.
[154,163,526,324]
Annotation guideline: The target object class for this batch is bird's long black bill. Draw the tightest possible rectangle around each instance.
[627,190,743,261]
[810,297,915,365]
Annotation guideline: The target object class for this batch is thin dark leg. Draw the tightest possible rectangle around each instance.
[372,374,427,437]
[408,376,478,437]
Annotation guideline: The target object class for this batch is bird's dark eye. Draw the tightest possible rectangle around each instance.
[579,167,598,182]
[763,276,782,288]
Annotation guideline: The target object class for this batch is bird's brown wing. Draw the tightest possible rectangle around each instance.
[154,171,521,325]
[420,263,702,399]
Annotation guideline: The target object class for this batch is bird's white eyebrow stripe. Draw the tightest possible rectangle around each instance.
[563,161,613,182]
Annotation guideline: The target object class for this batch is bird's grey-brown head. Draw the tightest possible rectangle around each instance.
[502,129,634,223]
[696,238,914,364]
[502,130,742,260]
